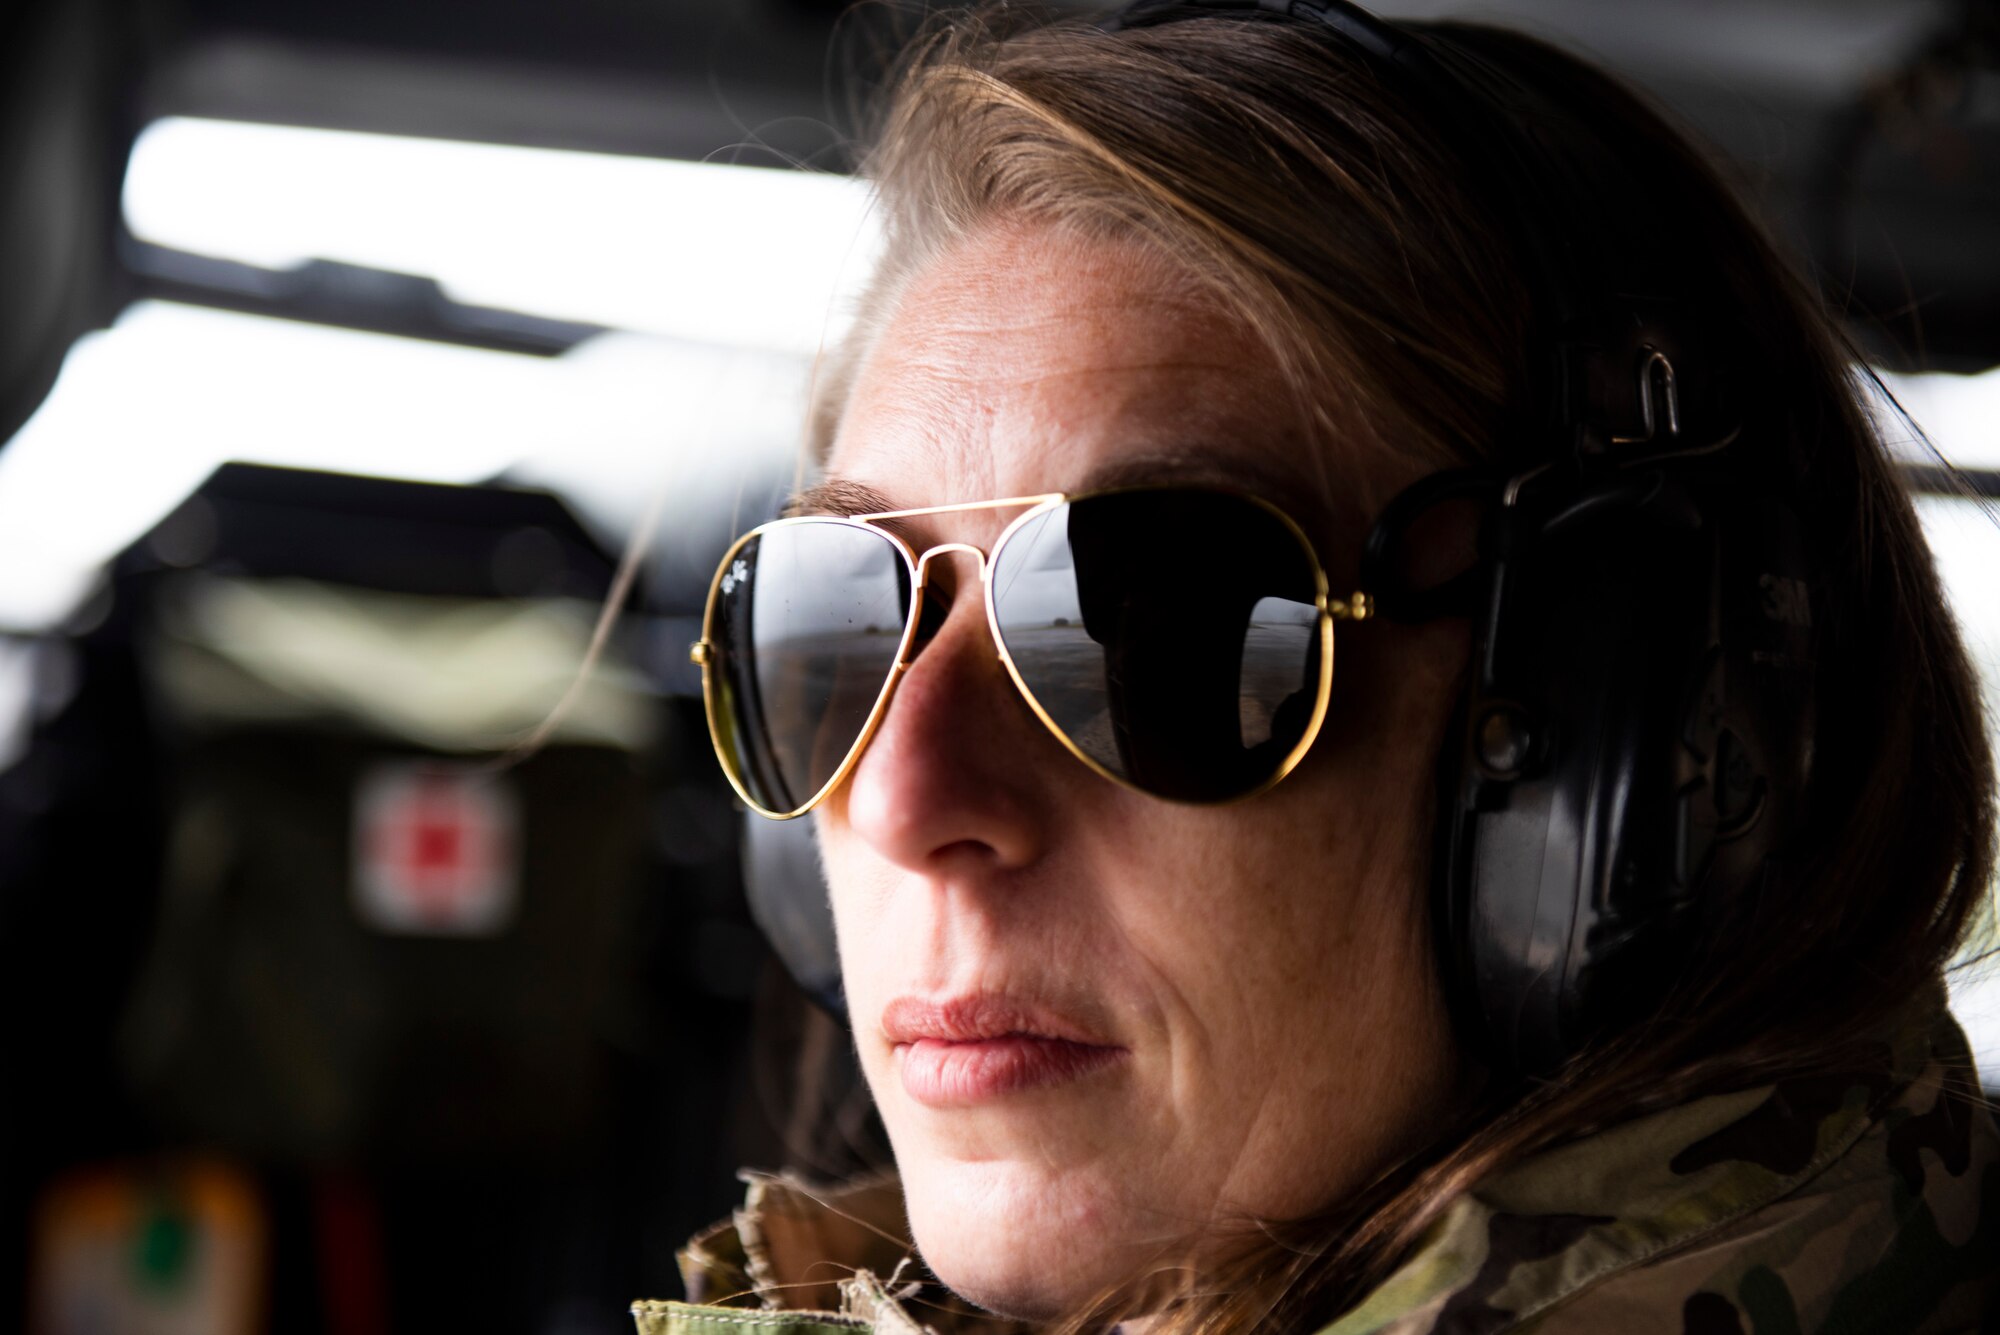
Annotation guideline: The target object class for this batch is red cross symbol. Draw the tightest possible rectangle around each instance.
[353,763,518,935]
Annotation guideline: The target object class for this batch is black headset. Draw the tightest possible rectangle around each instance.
[742,0,1817,1076]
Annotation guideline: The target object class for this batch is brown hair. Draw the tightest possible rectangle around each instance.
[809,6,1997,1328]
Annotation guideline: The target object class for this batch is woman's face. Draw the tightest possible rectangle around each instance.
[815,220,1464,1319]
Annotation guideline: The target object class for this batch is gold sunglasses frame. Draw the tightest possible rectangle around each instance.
[689,487,1374,820]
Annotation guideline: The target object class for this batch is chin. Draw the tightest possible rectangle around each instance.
[925,1262,1073,1324]
[920,1232,1123,1324]
[901,1155,1161,1323]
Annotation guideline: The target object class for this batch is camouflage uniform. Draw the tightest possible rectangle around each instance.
[633,1010,1998,1335]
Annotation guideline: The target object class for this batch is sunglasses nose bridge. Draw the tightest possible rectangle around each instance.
[913,541,990,580]
[897,542,995,672]
[911,542,991,616]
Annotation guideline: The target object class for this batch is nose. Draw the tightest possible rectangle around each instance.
[833,556,1051,875]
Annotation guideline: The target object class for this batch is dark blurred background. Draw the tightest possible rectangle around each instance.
[0,1,1995,1332]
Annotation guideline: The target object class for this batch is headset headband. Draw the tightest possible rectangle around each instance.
[1107,0,1710,470]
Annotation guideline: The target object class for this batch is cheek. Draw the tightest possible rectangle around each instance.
[1101,781,1430,1061]
[1045,781,1448,1222]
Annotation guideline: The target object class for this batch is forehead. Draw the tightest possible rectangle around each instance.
[824,222,1320,515]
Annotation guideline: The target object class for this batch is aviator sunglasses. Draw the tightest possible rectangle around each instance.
[690,486,1375,818]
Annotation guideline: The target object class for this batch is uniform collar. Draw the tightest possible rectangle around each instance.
[637,1171,1030,1335]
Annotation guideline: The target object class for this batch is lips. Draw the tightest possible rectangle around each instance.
[883,995,1128,1107]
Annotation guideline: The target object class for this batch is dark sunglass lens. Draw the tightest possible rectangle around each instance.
[708,521,912,814]
[990,490,1326,802]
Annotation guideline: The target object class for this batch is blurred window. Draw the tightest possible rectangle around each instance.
[0,119,882,633]
[123,117,881,352]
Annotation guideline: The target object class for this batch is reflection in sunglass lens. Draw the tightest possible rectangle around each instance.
[708,520,913,814]
[989,490,1326,802]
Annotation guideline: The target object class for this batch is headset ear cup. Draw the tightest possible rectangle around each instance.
[1439,472,1732,1075]
[740,814,846,1017]
[1688,489,1814,930]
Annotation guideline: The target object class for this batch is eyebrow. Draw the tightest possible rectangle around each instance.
[785,478,901,518]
